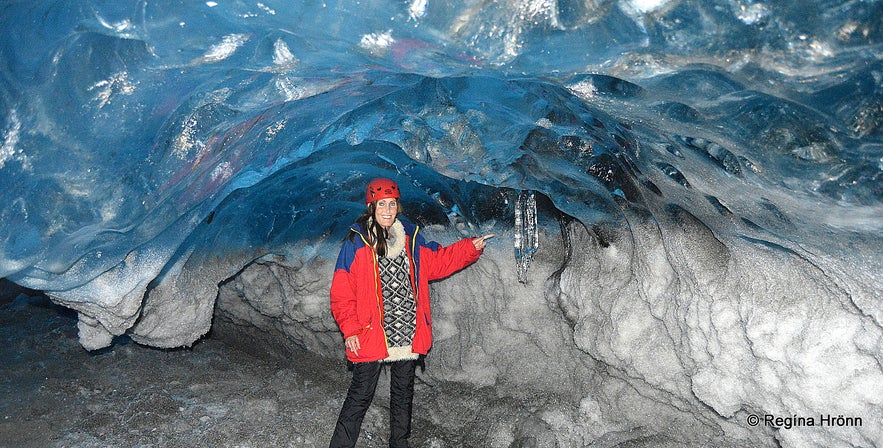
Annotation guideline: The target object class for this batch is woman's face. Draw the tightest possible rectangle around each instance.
[373,198,398,229]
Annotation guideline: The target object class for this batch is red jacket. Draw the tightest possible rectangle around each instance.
[330,218,481,363]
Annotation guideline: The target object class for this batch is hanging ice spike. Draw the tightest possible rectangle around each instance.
[514,190,538,283]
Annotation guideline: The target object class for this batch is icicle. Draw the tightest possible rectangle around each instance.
[514,190,538,283]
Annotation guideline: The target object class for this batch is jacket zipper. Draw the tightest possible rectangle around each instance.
[410,226,424,325]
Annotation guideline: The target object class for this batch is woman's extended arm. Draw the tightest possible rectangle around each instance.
[420,234,494,281]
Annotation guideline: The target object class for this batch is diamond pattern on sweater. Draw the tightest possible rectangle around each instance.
[378,252,416,347]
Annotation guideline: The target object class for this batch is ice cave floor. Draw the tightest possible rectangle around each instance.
[2,291,472,448]
[0,286,727,448]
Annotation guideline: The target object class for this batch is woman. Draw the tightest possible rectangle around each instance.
[329,178,493,448]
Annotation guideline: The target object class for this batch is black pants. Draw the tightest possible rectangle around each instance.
[329,360,417,448]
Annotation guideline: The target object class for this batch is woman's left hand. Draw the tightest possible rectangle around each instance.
[472,234,495,251]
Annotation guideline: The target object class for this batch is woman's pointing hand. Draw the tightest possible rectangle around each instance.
[472,234,495,251]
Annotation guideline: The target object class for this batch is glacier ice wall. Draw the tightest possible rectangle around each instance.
[1,1,881,446]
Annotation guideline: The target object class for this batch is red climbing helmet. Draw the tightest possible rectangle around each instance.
[365,178,401,204]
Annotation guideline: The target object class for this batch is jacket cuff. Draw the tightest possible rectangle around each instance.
[343,327,364,339]
[464,238,482,259]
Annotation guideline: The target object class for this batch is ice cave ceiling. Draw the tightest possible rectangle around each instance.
[1,1,882,446]
[1,0,878,292]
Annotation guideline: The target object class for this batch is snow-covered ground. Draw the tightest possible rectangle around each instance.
[3,284,683,448]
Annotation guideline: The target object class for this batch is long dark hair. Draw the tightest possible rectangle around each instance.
[348,201,403,257]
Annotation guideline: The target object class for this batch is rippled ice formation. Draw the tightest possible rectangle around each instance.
[1,1,881,447]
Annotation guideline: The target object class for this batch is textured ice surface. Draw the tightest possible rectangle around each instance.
[1,1,881,446]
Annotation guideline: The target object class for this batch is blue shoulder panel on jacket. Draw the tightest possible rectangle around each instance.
[399,217,439,252]
[334,230,365,272]
[399,217,417,235]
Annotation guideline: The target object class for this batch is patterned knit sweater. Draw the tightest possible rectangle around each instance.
[378,220,419,362]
